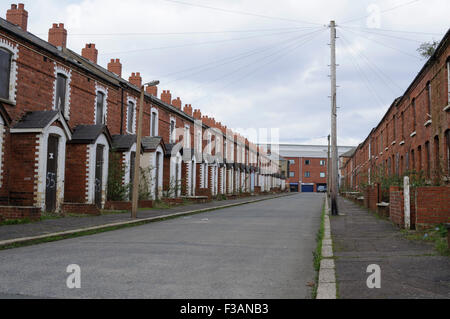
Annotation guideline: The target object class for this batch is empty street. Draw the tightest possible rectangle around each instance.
[0,194,323,299]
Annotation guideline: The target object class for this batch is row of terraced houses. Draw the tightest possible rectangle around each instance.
[340,27,450,190]
[339,27,450,229]
[0,4,286,217]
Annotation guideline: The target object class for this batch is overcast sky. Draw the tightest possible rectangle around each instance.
[1,0,448,146]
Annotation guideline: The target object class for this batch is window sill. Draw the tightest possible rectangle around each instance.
[444,104,450,112]
[0,97,16,106]
[424,120,432,127]
[399,141,405,146]
[410,131,416,137]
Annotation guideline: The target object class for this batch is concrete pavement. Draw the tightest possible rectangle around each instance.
[0,193,323,299]
[332,196,450,299]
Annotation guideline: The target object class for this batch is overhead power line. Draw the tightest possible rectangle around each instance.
[339,26,428,43]
[341,27,421,60]
[100,28,314,55]
[160,0,322,26]
[161,28,326,84]
[339,25,444,37]
[342,0,423,24]
[339,31,403,95]
[191,28,327,105]
[339,33,387,108]
[44,26,318,37]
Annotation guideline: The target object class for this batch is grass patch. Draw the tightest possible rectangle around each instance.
[0,218,32,226]
[312,200,326,299]
[401,224,449,256]
[101,210,128,215]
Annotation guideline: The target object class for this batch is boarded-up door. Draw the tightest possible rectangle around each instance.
[95,145,104,208]
[46,135,59,212]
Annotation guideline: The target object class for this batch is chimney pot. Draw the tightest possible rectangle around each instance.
[6,3,28,31]
[129,72,142,87]
[146,85,158,97]
[81,43,98,64]
[172,97,182,109]
[48,22,67,48]
[107,58,122,77]
[161,90,172,104]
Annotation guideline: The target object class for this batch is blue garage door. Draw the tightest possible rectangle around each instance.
[301,184,314,192]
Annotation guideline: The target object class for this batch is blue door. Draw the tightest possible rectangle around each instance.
[301,184,314,192]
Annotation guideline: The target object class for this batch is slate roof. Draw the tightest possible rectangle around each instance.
[165,143,184,157]
[142,136,163,152]
[0,103,11,125]
[13,110,59,129]
[340,147,357,158]
[112,134,136,151]
[70,124,111,145]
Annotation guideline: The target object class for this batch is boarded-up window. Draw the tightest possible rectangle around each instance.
[425,141,430,178]
[151,112,157,137]
[127,101,134,133]
[55,73,67,114]
[426,82,431,118]
[96,91,105,125]
[170,119,175,143]
[0,49,11,100]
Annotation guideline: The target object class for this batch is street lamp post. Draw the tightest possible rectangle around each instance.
[131,80,160,219]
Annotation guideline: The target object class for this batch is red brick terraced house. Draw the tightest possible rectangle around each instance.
[0,4,285,217]
[339,26,450,227]
[340,27,450,192]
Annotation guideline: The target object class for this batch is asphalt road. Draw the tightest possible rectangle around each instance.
[0,193,323,299]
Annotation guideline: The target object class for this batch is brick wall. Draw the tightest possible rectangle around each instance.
[364,184,380,211]
[8,133,38,206]
[64,144,88,203]
[415,186,450,229]
[0,206,40,221]
[342,32,450,190]
[196,188,211,199]
[390,186,404,227]
[61,203,100,215]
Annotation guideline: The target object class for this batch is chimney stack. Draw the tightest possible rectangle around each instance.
[161,90,172,104]
[146,85,157,97]
[172,97,182,109]
[6,3,28,31]
[193,109,202,120]
[183,104,193,116]
[48,23,67,48]
[129,72,142,87]
[107,59,122,77]
[81,43,98,64]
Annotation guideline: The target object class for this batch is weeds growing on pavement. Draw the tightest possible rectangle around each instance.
[312,201,326,298]
[402,224,449,256]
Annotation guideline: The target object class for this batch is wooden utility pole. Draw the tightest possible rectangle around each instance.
[327,134,331,198]
[330,20,339,216]
[131,81,159,219]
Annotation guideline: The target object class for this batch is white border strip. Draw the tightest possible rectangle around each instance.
[316,197,337,299]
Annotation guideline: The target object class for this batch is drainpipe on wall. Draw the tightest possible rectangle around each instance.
[119,85,124,135]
